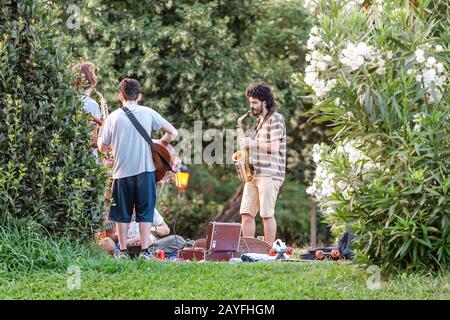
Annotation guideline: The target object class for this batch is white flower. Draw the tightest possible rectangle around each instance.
[323,55,332,63]
[435,75,446,87]
[425,57,436,68]
[386,51,393,60]
[304,71,318,86]
[327,79,337,89]
[312,144,323,163]
[413,123,421,133]
[305,54,311,62]
[407,69,414,75]
[334,98,341,106]
[337,181,347,191]
[436,63,444,74]
[312,151,321,164]
[311,50,321,60]
[423,68,437,84]
[413,113,424,124]
[303,0,319,13]
[340,42,376,71]
[415,74,423,82]
[415,49,425,63]
[311,26,320,35]
[306,186,316,195]
[355,42,373,56]
[307,35,322,50]
[317,61,328,71]
[376,67,386,75]
[428,89,442,103]
[435,45,443,52]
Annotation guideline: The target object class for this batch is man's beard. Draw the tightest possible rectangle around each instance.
[251,107,261,117]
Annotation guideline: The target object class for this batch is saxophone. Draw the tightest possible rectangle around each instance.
[94,90,115,230]
[232,110,255,182]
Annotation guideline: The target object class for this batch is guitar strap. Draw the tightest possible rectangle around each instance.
[121,106,174,173]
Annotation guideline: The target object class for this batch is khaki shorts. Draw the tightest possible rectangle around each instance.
[240,176,282,218]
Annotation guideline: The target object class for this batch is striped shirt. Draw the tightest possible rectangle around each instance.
[249,112,286,183]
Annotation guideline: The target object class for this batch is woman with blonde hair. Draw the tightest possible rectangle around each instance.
[72,61,101,159]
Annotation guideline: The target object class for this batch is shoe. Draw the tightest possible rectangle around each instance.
[115,249,130,259]
[139,248,155,260]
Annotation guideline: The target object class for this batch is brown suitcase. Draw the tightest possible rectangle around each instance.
[206,222,241,251]
[179,222,242,261]
[178,248,206,261]
[205,250,235,261]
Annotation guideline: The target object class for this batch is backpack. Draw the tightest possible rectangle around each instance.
[337,232,355,259]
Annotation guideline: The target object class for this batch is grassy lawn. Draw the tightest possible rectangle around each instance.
[1,257,448,299]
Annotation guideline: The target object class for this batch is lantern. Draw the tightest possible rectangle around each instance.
[175,164,190,193]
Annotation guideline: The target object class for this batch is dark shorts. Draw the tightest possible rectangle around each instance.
[109,171,156,223]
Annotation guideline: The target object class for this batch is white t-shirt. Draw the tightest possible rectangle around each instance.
[81,95,101,159]
[81,95,101,123]
[127,208,165,241]
[100,104,170,179]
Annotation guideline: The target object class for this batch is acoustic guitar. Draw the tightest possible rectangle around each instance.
[151,139,177,182]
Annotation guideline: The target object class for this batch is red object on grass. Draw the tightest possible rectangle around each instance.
[156,249,165,260]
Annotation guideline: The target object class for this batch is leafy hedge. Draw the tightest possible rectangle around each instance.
[0,1,106,239]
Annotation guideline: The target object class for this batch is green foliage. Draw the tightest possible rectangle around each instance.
[300,0,449,272]
[0,1,106,239]
[0,217,103,272]
[68,0,308,127]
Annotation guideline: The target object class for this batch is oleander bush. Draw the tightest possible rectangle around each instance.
[299,0,449,272]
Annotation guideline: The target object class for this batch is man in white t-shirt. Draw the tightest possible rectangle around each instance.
[97,78,178,260]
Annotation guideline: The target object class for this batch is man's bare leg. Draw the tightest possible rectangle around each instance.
[139,222,152,250]
[263,217,277,245]
[116,222,129,250]
[241,213,256,238]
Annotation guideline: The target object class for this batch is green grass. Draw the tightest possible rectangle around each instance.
[1,256,449,299]
[0,220,448,299]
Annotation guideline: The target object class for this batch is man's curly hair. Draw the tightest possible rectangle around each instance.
[245,82,276,117]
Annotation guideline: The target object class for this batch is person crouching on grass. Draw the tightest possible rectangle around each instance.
[97,78,178,260]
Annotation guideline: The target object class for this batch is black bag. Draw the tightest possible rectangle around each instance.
[338,232,355,260]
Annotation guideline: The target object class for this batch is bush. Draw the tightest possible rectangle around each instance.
[0,1,106,240]
[300,0,449,272]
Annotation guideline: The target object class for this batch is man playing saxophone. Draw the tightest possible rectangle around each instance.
[72,61,101,160]
[238,82,286,245]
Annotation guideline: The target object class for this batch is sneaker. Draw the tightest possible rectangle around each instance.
[115,249,129,260]
[139,248,155,260]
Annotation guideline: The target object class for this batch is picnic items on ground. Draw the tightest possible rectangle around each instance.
[178,222,242,261]
[299,232,355,261]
